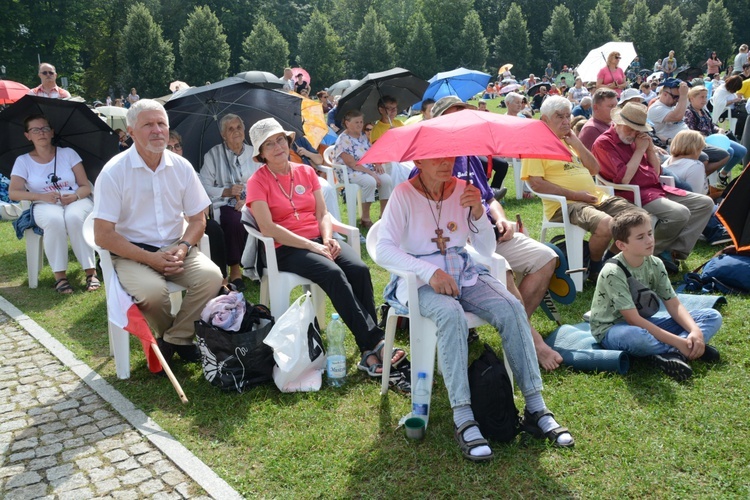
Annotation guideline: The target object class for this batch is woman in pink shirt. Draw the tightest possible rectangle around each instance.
[596,51,628,96]
[245,118,410,392]
[705,52,723,78]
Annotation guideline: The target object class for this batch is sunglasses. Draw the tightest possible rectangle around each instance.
[166,143,183,151]
[364,127,373,132]
[40,71,56,76]
[669,92,680,100]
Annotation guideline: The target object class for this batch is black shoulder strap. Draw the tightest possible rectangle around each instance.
[607,258,631,278]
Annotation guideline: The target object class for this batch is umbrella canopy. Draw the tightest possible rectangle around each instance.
[234,71,285,90]
[716,168,750,252]
[164,77,305,170]
[526,82,552,97]
[336,67,428,123]
[358,109,573,164]
[327,79,358,97]
[676,67,704,82]
[498,64,513,74]
[0,80,30,105]
[93,105,128,132]
[295,95,327,149]
[499,83,521,95]
[0,95,119,182]
[291,68,310,86]
[420,67,491,106]
[169,80,190,93]
[577,42,637,83]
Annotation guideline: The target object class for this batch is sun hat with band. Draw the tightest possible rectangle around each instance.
[610,102,652,132]
[249,118,295,162]
[430,95,477,118]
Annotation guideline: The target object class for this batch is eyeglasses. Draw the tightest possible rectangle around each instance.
[364,127,373,132]
[40,71,56,76]
[262,135,288,150]
[27,126,52,135]
[614,56,621,59]
[166,143,182,151]
[669,92,680,100]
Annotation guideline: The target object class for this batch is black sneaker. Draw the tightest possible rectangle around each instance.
[650,352,693,381]
[708,231,733,246]
[467,328,479,344]
[157,338,201,363]
[492,187,507,202]
[699,345,721,363]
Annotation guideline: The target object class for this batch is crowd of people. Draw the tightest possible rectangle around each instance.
[6,49,741,461]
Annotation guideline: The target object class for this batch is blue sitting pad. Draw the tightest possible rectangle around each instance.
[653,293,726,317]
[544,323,630,375]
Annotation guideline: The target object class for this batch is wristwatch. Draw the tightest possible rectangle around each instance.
[178,240,193,253]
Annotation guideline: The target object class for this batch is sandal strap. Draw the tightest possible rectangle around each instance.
[456,419,482,438]
[524,407,554,424]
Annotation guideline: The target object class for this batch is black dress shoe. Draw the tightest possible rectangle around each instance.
[492,187,507,201]
[157,338,201,363]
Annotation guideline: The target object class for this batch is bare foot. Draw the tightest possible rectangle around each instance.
[534,338,563,371]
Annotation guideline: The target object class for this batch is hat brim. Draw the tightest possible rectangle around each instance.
[611,107,652,132]
[432,101,477,118]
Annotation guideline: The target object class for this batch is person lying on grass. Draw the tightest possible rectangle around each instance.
[589,208,722,381]
[378,156,574,463]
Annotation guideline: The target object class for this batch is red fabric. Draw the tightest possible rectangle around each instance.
[0,80,30,104]
[124,303,161,373]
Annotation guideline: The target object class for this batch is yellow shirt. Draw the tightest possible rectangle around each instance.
[370,118,404,143]
[521,142,609,219]
[739,79,750,99]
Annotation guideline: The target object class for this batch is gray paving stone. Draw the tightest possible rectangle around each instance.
[0,418,27,432]
[95,478,121,494]
[58,409,79,420]
[68,414,94,427]
[36,442,63,457]
[96,417,123,430]
[84,431,106,443]
[51,471,87,492]
[128,442,151,456]
[58,487,94,500]
[27,455,58,471]
[61,444,95,462]
[8,449,35,462]
[120,467,152,485]
[115,457,140,471]
[89,466,116,482]
[111,490,140,500]
[46,463,75,481]
[10,437,38,451]
[138,478,165,495]
[76,456,103,469]
[39,421,66,434]
[63,436,85,449]
[0,464,24,478]
[51,399,79,412]
[102,424,130,437]
[40,430,74,445]
[4,482,47,500]
[162,470,188,487]
[93,409,113,420]
[6,470,42,489]
[137,450,162,466]
[75,423,101,437]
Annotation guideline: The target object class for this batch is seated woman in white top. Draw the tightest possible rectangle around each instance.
[333,109,393,228]
[377,155,574,462]
[663,131,708,194]
[9,114,98,294]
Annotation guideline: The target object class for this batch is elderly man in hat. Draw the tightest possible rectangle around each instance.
[591,102,714,262]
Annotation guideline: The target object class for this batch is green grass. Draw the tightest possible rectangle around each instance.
[2,169,750,498]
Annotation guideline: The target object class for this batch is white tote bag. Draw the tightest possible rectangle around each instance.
[263,292,326,392]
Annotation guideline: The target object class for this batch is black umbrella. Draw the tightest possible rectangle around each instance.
[335,68,428,123]
[164,77,305,170]
[526,82,552,97]
[676,67,704,82]
[716,168,750,252]
[234,71,285,90]
[0,95,119,182]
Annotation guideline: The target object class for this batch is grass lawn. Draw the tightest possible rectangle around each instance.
[2,134,750,497]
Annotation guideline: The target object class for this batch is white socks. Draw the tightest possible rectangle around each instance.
[453,405,492,457]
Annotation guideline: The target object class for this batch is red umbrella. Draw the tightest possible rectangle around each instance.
[0,80,30,105]
[358,110,573,164]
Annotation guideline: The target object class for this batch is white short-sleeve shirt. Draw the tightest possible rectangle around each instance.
[92,146,210,248]
[11,147,82,194]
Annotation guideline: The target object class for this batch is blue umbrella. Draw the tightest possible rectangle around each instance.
[413,68,491,111]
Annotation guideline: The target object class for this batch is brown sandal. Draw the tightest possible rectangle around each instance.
[54,278,74,294]
[85,275,101,292]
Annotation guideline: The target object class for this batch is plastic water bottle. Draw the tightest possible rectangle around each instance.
[326,313,347,387]
[412,372,430,424]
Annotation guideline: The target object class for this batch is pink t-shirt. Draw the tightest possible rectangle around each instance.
[246,162,321,246]
[597,67,626,96]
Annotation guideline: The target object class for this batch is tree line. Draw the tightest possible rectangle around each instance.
[2,0,745,100]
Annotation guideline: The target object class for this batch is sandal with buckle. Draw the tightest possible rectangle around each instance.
[85,274,101,292]
[455,420,494,462]
[357,340,407,377]
[520,407,575,448]
[54,278,74,295]
[388,370,411,394]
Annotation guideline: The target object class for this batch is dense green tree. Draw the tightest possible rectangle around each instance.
[456,11,488,71]
[331,0,376,41]
[474,0,503,49]
[118,3,174,98]
[723,0,750,55]
[685,0,734,67]
[607,0,630,32]
[582,3,615,53]
[421,0,473,70]
[351,8,395,77]
[297,10,345,89]
[652,6,686,67]
[179,6,230,85]
[619,1,656,69]
[563,0,600,35]
[239,16,289,75]
[81,0,131,100]
[399,12,438,79]
[262,0,313,62]
[374,0,420,62]
[202,0,262,74]
[495,0,556,70]
[541,5,578,68]
[492,3,531,76]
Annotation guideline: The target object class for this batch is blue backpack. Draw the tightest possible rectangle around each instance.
[681,249,750,294]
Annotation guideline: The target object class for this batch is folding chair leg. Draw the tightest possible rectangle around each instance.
[380,312,400,396]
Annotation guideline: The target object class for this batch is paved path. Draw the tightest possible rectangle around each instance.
[0,298,242,500]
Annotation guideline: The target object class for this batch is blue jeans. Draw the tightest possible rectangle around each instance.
[417,274,543,408]
[721,140,748,173]
[601,309,722,357]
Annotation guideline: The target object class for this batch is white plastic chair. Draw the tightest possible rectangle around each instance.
[366,220,512,430]
[710,96,738,135]
[82,213,210,379]
[25,228,44,288]
[509,158,524,200]
[323,146,362,227]
[595,175,677,208]
[242,211,361,328]
[526,185,614,293]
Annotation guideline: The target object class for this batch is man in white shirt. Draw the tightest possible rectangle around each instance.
[93,100,223,369]
[28,63,71,99]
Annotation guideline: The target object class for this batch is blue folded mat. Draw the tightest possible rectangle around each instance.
[545,294,726,375]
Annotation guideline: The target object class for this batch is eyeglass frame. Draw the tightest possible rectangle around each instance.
[27,126,52,135]
[40,71,56,76]
[166,143,183,151]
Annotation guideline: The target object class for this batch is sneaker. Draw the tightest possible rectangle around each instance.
[650,352,693,381]
[492,187,507,202]
[467,328,479,344]
[699,345,720,363]
[708,229,732,246]
[718,173,730,188]
[657,251,679,274]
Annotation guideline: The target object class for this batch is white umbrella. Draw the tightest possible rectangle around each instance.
[93,105,128,131]
[576,42,637,83]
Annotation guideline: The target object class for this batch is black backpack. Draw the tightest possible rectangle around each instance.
[468,344,519,443]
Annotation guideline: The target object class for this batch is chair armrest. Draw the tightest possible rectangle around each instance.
[313,164,336,187]
[243,222,281,275]
[330,218,361,258]
[659,175,675,187]
[596,175,642,206]
[466,246,507,286]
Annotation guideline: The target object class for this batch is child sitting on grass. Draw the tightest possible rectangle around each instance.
[589,208,722,380]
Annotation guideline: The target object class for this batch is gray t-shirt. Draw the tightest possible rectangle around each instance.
[647,100,688,142]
